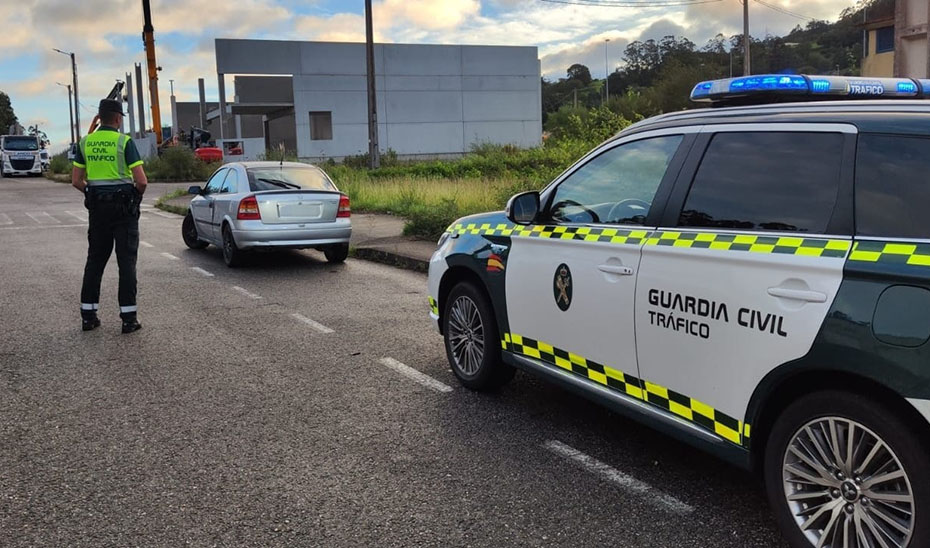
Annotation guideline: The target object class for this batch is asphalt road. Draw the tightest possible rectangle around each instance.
[0,176,788,547]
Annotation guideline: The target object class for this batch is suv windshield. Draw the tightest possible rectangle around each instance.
[246,166,336,192]
[3,137,39,151]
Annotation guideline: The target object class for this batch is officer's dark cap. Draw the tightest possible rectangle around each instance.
[98,99,124,116]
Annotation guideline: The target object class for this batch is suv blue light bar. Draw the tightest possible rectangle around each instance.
[691,74,925,103]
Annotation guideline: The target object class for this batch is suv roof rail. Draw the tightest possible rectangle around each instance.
[691,74,930,106]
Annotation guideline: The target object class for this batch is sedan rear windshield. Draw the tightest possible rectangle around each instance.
[3,137,39,151]
[246,166,337,192]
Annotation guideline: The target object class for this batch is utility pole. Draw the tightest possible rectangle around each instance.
[126,72,136,139]
[365,0,380,169]
[743,0,751,76]
[56,82,75,144]
[53,49,81,139]
[169,79,179,143]
[604,38,610,104]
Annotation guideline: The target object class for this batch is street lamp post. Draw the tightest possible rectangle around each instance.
[604,38,610,104]
[56,82,75,145]
[53,48,80,139]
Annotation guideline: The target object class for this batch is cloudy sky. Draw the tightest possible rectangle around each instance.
[1,0,855,151]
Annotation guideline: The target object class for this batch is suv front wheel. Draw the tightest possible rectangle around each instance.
[442,282,514,391]
[764,391,929,548]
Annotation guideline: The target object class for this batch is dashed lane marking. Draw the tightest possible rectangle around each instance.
[290,313,334,334]
[151,211,178,219]
[65,210,88,222]
[543,440,694,516]
[26,211,60,224]
[0,213,11,225]
[231,286,262,300]
[160,252,180,261]
[378,357,453,393]
[139,241,154,248]
[191,267,214,277]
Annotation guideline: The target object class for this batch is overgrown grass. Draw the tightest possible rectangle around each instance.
[325,139,603,239]
[49,151,70,174]
[154,188,190,216]
[145,147,221,182]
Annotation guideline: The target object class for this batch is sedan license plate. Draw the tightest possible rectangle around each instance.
[279,202,322,219]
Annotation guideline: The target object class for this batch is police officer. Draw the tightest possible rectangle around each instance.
[72,99,148,333]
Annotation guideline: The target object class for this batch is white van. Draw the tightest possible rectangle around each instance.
[1,135,43,177]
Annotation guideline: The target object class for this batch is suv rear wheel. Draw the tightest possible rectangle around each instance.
[764,391,929,548]
[442,282,514,390]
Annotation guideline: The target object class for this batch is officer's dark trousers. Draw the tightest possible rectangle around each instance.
[80,188,140,322]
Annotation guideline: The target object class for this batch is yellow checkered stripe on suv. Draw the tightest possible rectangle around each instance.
[449,223,649,245]
[645,231,851,258]
[447,223,850,258]
[502,333,745,446]
[848,240,930,266]
[428,296,439,315]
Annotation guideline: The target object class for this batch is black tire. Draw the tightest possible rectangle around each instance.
[182,212,208,250]
[442,282,514,391]
[222,224,245,267]
[323,242,349,263]
[764,390,930,548]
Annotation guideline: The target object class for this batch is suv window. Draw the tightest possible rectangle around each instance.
[205,168,227,194]
[678,132,843,233]
[856,134,930,238]
[549,135,683,225]
[221,169,238,194]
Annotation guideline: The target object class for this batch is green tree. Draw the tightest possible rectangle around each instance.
[566,63,593,85]
[0,91,17,134]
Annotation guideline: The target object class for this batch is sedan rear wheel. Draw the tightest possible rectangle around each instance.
[182,212,208,249]
[443,282,514,391]
[222,224,245,267]
[765,391,929,548]
[324,243,349,263]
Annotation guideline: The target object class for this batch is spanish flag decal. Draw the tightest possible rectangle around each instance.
[487,253,505,273]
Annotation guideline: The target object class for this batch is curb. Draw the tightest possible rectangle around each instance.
[351,247,429,273]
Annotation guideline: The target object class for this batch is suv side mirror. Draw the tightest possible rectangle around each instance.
[506,191,540,225]
[188,185,203,195]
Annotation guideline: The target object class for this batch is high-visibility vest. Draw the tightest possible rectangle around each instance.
[79,129,132,186]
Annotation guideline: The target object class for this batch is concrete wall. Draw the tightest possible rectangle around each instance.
[894,0,930,77]
[214,39,541,160]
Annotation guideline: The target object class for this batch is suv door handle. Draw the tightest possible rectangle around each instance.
[598,264,634,276]
[766,287,827,303]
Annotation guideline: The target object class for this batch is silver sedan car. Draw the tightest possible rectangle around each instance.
[182,161,351,267]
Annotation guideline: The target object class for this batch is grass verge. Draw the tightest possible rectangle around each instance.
[154,188,190,216]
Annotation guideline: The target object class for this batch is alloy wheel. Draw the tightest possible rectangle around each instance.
[782,417,915,547]
[447,295,485,376]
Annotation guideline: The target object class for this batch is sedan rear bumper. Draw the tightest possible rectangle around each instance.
[232,219,351,249]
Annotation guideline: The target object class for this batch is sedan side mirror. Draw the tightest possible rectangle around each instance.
[188,185,203,195]
[506,191,540,225]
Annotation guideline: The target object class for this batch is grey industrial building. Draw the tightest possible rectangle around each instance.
[210,39,542,161]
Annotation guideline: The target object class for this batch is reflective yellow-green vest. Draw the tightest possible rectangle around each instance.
[79,130,132,186]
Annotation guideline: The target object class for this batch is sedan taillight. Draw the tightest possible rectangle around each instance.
[337,194,351,218]
[237,195,261,220]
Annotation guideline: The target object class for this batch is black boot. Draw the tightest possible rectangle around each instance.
[121,319,142,334]
[82,316,101,331]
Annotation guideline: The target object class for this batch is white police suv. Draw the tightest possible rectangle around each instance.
[428,75,930,548]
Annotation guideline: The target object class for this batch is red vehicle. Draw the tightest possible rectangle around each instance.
[194,147,222,162]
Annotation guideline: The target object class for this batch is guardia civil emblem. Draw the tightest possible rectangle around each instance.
[553,263,572,311]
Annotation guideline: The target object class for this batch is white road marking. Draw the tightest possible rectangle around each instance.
[0,224,85,231]
[139,241,154,248]
[151,210,178,218]
[0,213,10,225]
[190,266,214,277]
[65,210,88,222]
[231,285,262,300]
[26,211,59,224]
[160,252,180,261]
[378,357,453,393]
[543,440,694,515]
[291,313,334,334]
